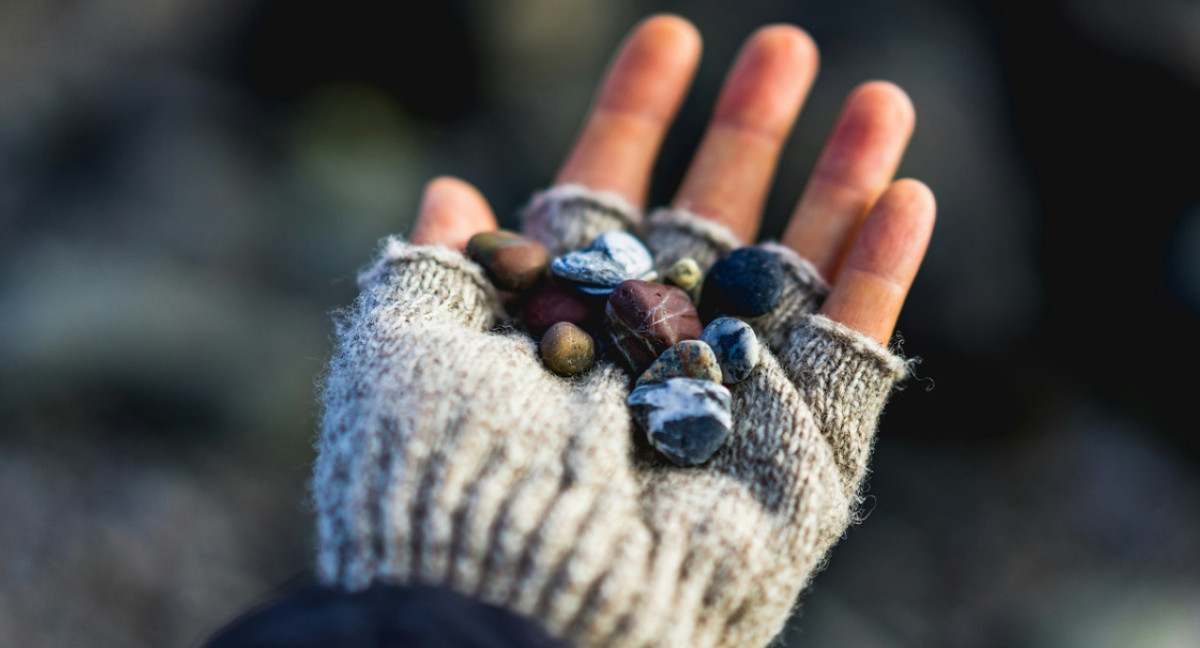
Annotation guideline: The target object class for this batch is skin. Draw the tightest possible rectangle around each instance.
[409,14,935,345]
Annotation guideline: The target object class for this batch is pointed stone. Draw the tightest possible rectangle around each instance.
[550,230,653,295]
[636,340,722,387]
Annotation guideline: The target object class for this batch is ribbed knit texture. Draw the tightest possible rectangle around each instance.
[314,188,909,648]
[522,184,643,257]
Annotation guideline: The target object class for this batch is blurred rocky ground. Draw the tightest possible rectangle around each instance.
[0,0,1197,646]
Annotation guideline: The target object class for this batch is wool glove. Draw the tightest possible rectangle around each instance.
[314,184,909,648]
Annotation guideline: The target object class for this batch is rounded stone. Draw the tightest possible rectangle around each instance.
[636,340,722,387]
[700,247,784,317]
[700,317,761,384]
[523,281,593,332]
[605,280,703,374]
[664,257,703,303]
[467,230,549,292]
[626,378,733,466]
[550,230,653,295]
[540,322,596,376]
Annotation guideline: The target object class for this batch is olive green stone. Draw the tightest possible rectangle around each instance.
[540,321,596,376]
[635,339,722,387]
[664,257,704,303]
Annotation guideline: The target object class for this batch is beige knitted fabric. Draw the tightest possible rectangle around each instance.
[314,186,909,648]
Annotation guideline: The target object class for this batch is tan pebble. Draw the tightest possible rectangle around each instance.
[540,322,596,376]
[636,339,722,387]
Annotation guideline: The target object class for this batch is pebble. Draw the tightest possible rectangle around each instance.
[626,378,733,466]
[636,340,722,387]
[550,230,654,295]
[539,322,596,376]
[605,280,704,374]
[466,230,549,292]
[664,257,703,303]
[700,248,784,317]
[700,317,761,384]
[523,280,593,332]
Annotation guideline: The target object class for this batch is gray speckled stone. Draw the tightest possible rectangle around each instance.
[700,317,761,385]
[626,378,732,466]
[635,340,722,387]
[549,230,653,295]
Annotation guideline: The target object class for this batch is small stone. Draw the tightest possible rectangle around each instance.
[664,257,703,303]
[700,317,761,384]
[523,281,593,332]
[626,378,733,466]
[467,230,549,292]
[540,322,596,376]
[605,280,704,374]
[550,230,653,295]
[636,340,722,387]
[700,248,784,317]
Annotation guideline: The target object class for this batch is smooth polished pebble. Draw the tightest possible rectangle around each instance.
[523,280,593,332]
[466,230,549,292]
[605,279,703,374]
[540,322,596,376]
[549,230,653,295]
[636,339,722,387]
[700,247,784,318]
[664,257,703,303]
[626,378,733,466]
[700,317,761,385]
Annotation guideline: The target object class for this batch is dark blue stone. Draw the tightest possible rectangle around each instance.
[700,247,784,318]
[626,378,732,466]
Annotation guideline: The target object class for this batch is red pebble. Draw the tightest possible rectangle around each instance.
[523,281,593,332]
[605,280,703,374]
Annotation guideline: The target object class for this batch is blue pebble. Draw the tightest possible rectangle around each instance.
[626,378,732,466]
[700,317,761,385]
[700,247,784,317]
[550,230,653,295]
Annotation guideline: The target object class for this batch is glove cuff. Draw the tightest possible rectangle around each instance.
[777,313,909,492]
[642,206,743,273]
[356,236,502,330]
[521,184,643,256]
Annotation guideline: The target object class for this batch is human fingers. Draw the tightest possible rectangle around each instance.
[409,176,498,250]
[819,178,935,344]
[555,14,702,206]
[782,81,914,281]
[672,25,818,243]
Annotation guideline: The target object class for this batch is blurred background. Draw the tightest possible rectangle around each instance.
[1,0,1198,646]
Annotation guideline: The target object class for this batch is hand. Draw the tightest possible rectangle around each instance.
[410,14,934,345]
[315,15,933,648]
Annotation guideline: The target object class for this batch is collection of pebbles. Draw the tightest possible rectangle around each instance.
[467,229,784,466]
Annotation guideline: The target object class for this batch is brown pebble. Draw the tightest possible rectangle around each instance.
[467,230,549,292]
[540,322,596,376]
[605,280,703,374]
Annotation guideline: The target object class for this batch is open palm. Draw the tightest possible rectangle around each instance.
[411,14,934,345]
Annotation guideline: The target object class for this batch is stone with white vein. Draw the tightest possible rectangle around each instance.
[627,378,733,466]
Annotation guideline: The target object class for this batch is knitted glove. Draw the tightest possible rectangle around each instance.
[314,184,909,648]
